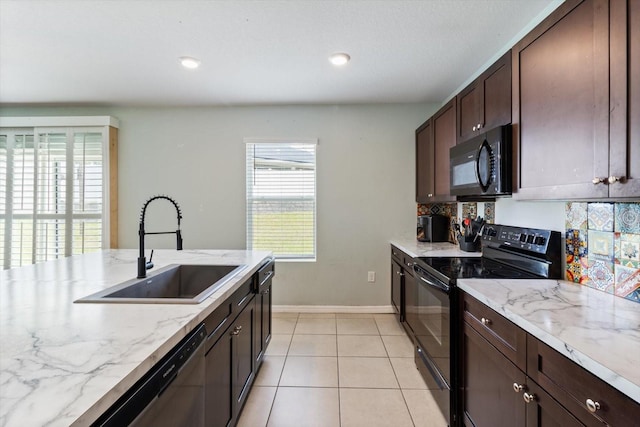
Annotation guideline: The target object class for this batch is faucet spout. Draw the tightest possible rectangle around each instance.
[137,195,183,278]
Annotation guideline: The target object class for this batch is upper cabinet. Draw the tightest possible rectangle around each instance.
[513,0,639,199]
[457,51,512,144]
[416,98,457,203]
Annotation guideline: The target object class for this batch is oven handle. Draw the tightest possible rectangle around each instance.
[414,266,450,294]
[416,345,449,391]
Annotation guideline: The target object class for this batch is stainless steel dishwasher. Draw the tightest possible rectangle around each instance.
[93,324,207,427]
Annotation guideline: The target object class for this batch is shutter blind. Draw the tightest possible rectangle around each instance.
[0,127,105,269]
[246,139,317,260]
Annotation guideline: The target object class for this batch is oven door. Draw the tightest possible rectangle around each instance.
[413,264,453,426]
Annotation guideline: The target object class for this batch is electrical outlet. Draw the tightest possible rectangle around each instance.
[367,271,376,282]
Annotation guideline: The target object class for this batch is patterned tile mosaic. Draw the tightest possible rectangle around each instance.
[566,202,588,230]
[461,202,477,220]
[483,202,495,224]
[565,202,640,304]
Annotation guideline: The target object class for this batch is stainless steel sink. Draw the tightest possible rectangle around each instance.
[75,264,247,304]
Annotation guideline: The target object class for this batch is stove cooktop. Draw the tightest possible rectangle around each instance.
[415,256,542,281]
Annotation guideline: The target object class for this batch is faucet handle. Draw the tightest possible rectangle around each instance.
[177,230,183,250]
[146,250,154,270]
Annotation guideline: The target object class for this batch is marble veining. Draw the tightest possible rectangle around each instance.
[458,278,640,403]
[0,249,272,427]
[389,238,482,258]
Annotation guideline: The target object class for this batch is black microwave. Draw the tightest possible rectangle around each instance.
[450,124,512,198]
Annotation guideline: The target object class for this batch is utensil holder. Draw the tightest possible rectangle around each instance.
[459,240,481,252]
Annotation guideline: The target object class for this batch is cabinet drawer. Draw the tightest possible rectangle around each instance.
[255,258,275,293]
[527,334,640,427]
[231,279,254,314]
[391,246,414,275]
[204,301,232,351]
[462,293,527,370]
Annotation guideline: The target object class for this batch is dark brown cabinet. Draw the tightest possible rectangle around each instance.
[254,258,274,367]
[416,98,457,203]
[457,51,512,144]
[204,267,272,427]
[461,292,640,427]
[513,0,639,199]
[390,245,415,332]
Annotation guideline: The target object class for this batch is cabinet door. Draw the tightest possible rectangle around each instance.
[416,118,435,202]
[609,0,640,197]
[513,0,611,199]
[457,81,482,143]
[391,260,403,319]
[525,381,585,427]
[232,302,254,413]
[260,285,272,358]
[432,99,457,201]
[404,270,418,336]
[482,51,512,132]
[205,333,232,427]
[462,321,526,427]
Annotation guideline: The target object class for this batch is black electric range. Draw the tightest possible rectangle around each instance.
[408,224,562,427]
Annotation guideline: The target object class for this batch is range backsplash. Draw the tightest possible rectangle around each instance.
[566,202,640,304]
[418,201,640,304]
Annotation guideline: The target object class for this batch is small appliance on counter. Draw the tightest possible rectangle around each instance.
[417,214,449,242]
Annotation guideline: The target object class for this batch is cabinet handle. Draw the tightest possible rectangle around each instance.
[477,123,482,129]
[406,262,413,268]
[608,176,623,184]
[512,383,524,393]
[427,193,433,197]
[472,126,477,131]
[231,325,242,336]
[481,317,491,326]
[264,289,270,295]
[397,271,405,277]
[523,392,537,403]
[592,177,607,185]
[586,399,601,413]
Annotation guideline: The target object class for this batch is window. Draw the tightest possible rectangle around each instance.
[245,138,317,260]
[0,126,109,269]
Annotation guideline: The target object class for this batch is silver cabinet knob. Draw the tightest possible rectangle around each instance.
[592,177,607,185]
[406,262,413,268]
[427,193,433,197]
[512,383,524,393]
[473,126,477,131]
[523,392,537,403]
[481,317,491,326]
[477,123,482,129]
[231,325,243,336]
[608,176,622,184]
[586,399,601,413]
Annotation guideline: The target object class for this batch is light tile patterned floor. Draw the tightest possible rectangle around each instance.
[236,312,448,427]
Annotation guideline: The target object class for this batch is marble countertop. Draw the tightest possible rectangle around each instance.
[0,249,272,427]
[458,278,640,404]
[389,238,482,258]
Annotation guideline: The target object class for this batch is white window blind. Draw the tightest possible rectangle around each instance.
[245,139,317,260]
[0,127,105,269]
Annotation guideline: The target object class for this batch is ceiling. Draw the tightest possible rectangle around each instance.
[0,0,557,107]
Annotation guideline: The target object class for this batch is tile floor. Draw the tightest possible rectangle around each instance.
[236,312,448,427]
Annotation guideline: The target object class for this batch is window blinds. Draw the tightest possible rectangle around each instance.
[245,139,317,260]
[0,128,104,269]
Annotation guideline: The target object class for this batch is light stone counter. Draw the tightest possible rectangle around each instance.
[0,249,272,427]
[458,278,640,404]
[389,238,482,258]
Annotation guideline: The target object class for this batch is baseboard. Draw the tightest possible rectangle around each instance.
[272,305,395,314]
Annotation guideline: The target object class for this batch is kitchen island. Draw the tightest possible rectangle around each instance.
[0,249,272,427]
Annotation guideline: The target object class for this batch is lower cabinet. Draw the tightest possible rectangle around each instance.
[461,292,639,427]
[204,266,273,427]
[254,258,274,367]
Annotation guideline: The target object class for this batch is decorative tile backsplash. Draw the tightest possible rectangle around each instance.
[565,202,640,304]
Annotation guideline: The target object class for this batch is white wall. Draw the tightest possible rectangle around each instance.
[1,104,438,306]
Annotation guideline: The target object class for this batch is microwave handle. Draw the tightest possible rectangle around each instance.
[475,139,492,192]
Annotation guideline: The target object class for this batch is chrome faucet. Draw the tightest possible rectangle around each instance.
[138,195,183,278]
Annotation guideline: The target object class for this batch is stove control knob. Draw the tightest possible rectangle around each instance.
[519,234,527,243]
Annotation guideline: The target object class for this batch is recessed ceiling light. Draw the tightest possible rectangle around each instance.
[329,53,350,66]
[179,56,201,69]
